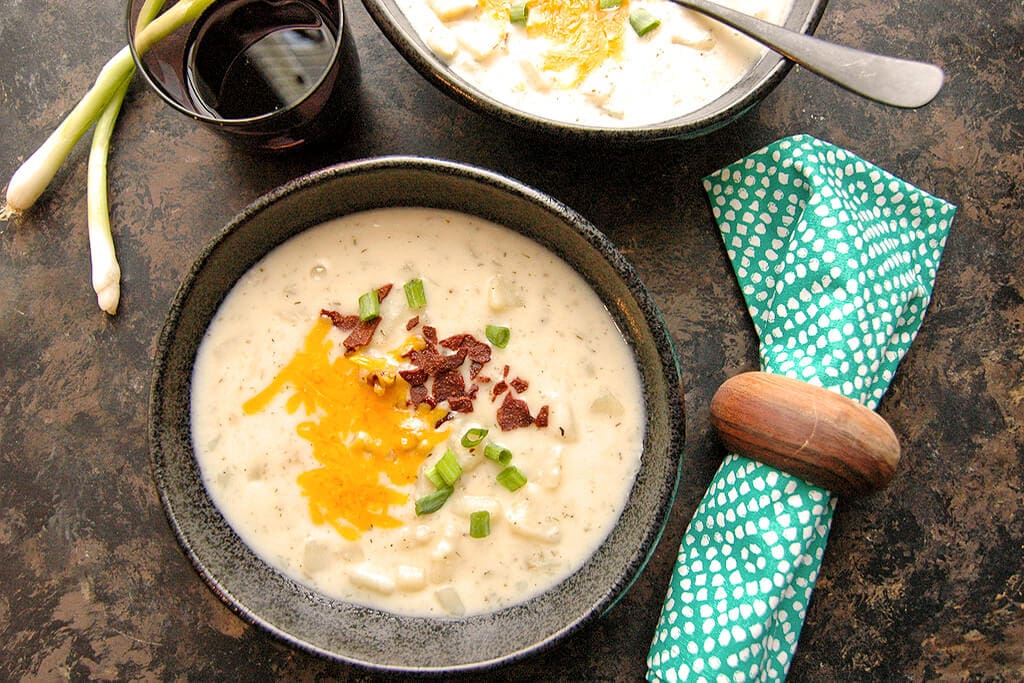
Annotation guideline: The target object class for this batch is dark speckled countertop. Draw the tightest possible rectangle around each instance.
[1,0,1021,680]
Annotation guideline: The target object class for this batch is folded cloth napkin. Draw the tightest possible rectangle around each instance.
[647,134,955,682]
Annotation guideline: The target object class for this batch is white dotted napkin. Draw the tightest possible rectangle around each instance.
[647,135,955,682]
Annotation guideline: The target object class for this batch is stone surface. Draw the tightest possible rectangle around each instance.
[0,0,1021,680]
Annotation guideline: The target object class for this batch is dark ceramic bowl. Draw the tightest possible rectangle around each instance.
[149,157,685,674]
[361,0,827,142]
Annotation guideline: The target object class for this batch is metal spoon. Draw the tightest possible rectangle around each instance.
[669,0,945,108]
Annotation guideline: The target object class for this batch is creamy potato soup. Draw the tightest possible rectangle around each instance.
[191,207,645,617]
[397,0,794,126]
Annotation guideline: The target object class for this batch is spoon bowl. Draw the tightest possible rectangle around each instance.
[671,0,944,108]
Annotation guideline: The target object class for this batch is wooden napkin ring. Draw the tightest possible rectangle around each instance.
[709,372,900,497]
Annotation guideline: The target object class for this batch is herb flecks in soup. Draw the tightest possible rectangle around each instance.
[191,208,644,616]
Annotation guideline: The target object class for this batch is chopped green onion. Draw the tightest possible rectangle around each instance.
[599,0,622,8]
[629,8,661,36]
[461,427,489,448]
[424,466,446,489]
[496,466,527,492]
[509,2,529,24]
[403,278,427,309]
[358,290,380,321]
[486,324,511,348]
[469,511,491,538]
[484,443,513,466]
[415,486,454,515]
[435,448,463,486]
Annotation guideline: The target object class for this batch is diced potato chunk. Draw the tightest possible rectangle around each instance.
[455,438,487,472]
[669,10,716,50]
[302,539,335,574]
[430,557,455,583]
[432,537,456,561]
[487,274,523,310]
[404,2,460,59]
[350,564,396,595]
[591,390,624,416]
[426,0,477,21]
[400,524,435,549]
[453,21,506,61]
[533,444,563,490]
[435,585,466,616]
[454,494,503,519]
[506,499,561,544]
[396,565,427,592]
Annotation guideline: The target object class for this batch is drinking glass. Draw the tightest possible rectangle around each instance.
[127,0,360,150]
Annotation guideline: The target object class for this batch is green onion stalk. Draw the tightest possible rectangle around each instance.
[1,0,217,313]
[87,78,132,314]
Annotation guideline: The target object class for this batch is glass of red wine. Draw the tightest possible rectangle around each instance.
[127,0,360,150]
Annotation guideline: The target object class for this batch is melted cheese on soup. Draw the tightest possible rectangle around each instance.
[397,0,794,127]
[191,207,645,616]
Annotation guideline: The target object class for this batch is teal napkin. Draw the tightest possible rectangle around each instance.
[647,135,955,681]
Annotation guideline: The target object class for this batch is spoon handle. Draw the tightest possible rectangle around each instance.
[670,0,945,108]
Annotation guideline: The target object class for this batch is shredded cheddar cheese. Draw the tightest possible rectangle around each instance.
[243,317,449,541]
[479,0,630,85]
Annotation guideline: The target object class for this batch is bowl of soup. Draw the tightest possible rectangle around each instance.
[361,0,826,141]
[150,156,684,673]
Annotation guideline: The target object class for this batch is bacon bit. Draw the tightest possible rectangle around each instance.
[434,412,455,429]
[441,334,492,363]
[399,367,429,386]
[448,395,474,413]
[535,405,550,428]
[503,365,510,378]
[410,384,430,406]
[510,377,529,393]
[439,333,469,350]
[406,315,419,331]
[321,309,358,330]
[469,360,484,378]
[467,344,490,364]
[433,368,467,404]
[491,380,508,401]
[321,283,393,352]
[497,392,534,430]
[402,330,483,415]
[440,334,492,379]
[343,319,381,352]
[438,348,468,373]
[409,346,446,375]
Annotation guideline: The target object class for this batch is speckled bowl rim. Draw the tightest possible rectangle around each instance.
[149,156,685,674]
[360,0,827,142]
